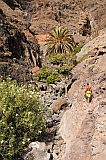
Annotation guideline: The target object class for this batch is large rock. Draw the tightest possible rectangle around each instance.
[24,141,51,160]
[50,98,68,113]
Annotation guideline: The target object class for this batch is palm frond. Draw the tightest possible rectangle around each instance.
[45,26,75,54]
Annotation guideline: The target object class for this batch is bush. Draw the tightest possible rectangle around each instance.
[0,79,46,159]
[46,71,61,84]
[59,65,70,75]
[48,53,67,65]
[36,65,50,81]
[48,52,77,66]
[36,49,79,83]
[36,65,61,84]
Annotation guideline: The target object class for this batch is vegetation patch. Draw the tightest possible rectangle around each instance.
[36,52,77,84]
[36,65,61,84]
[35,26,84,84]
[48,53,67,65]
[0,79,46,159]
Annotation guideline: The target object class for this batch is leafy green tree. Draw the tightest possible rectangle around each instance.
[46,26,75,54]
[0,79,46,159]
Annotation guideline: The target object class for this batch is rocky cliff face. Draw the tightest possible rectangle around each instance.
[0,0,40,82]
[16,0,106,40]
[1,0,106,37]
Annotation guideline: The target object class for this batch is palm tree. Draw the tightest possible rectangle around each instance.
[46,26,75,54]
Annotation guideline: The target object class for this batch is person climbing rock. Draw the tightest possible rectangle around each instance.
[85,82,92,102]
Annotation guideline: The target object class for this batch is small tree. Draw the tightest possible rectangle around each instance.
[0,79,46,159]
[46,26,75,54]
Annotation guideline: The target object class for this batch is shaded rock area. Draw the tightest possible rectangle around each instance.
[0,0,41,82]
[0,62,33,82]
[5,0,106,43]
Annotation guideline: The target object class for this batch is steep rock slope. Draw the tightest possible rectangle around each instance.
[0,0,40,82]
[59,49,106,159]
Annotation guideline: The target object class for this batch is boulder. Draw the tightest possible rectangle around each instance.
[31,66,40,75]
[50,98,68,113]
[24,142,51,160]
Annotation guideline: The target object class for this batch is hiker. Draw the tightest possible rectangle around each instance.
[85,82,92,102]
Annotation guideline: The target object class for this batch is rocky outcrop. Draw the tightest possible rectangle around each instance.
[50,98,68,113]
[0,62,33,82]
[58,53,106,160]
[77,28,106,60]
[1,0,106,41]
[0,2,40,61]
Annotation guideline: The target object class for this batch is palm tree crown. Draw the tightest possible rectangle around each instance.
[46,26,75,54]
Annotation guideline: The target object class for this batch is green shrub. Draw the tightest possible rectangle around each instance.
[48,53,67,65]
[46,70,61,84]
[59,65,69,75]
[36,65,49,81]
[46,75,55,84]
[36,49,79,83]
[36,65,61,84]
[48,52,77,66]
[59,63,74,75]
[0,79,46,159]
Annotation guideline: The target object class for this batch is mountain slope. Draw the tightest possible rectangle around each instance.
[25,0,106,37]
